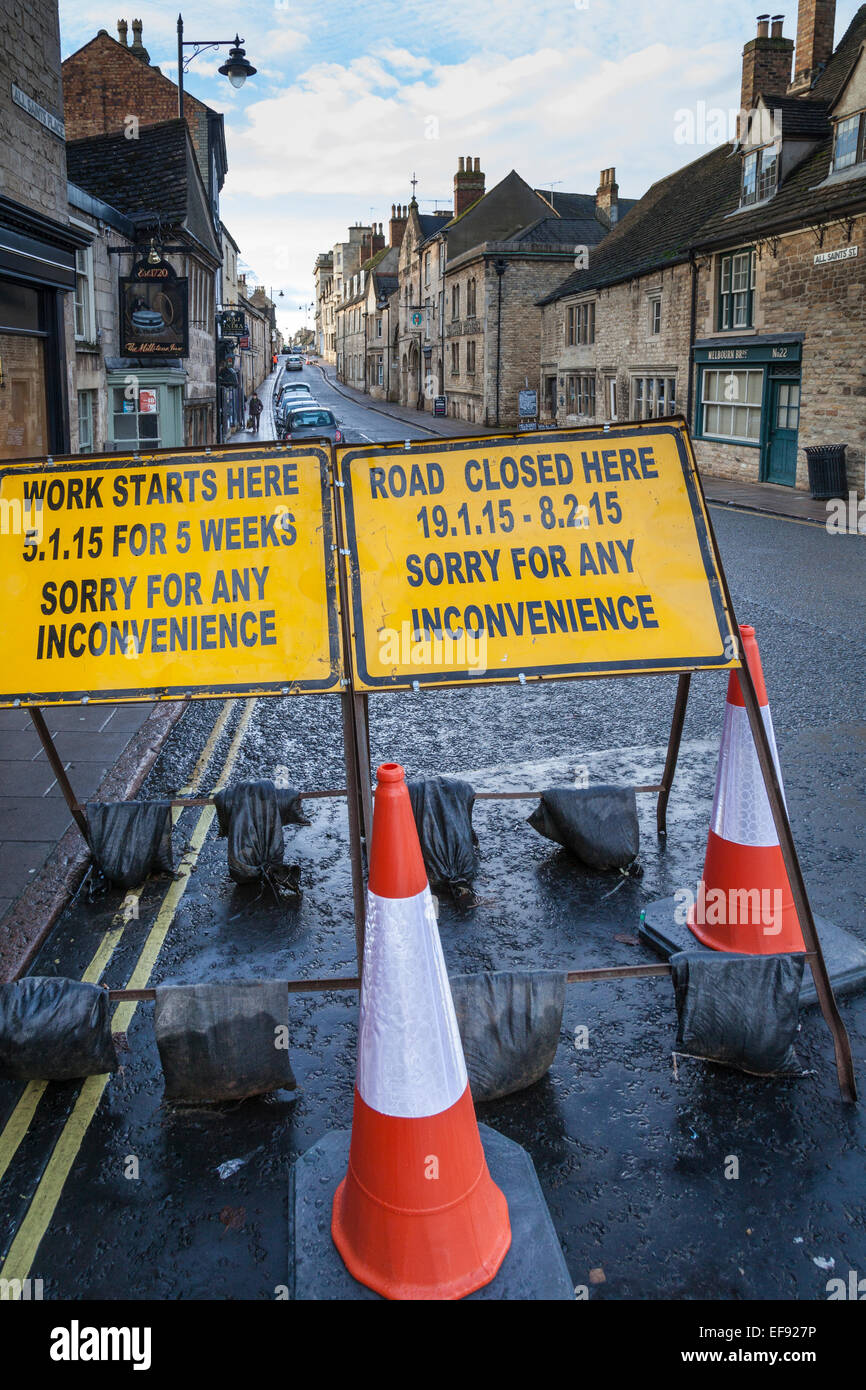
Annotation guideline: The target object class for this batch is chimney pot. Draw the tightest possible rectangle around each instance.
[771,14,783,37]
[117,18,128,44]
[474,156,480,172]
[757,13,770,37]
[458,157,464,172]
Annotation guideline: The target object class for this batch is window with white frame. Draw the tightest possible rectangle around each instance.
[73,245,95,341]
[112,384,160,449]
[632,375,677,419]
[377,354,383,385]
[605,376,617,420]
[700,368,762,441]
[77,390,95,452]
[833,111,866,171]
[648,293,661,335]
[565,373,595,416]
[741,145,778,205]
[718,248,755,330]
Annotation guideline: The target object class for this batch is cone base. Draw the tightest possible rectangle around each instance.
[331,1086,510,1301]
[688,831,806,954]
[638,896,866,1006]
[289,1126,574,1301]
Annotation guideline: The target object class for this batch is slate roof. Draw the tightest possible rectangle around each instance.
[810,5,866,103]
[510,215,610,248]
[759,95,831,137]
[534,189,639,222]
[65,120,191,229]
[374,273,398,301]
[539,144,737,303]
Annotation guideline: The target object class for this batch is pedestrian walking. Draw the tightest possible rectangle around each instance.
[248,393,263,433]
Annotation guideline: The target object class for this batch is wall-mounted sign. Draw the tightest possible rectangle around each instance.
[220,309,248,336]
[813,245,858,266]
[11,84,65,139]
[411,311,423,327]
[120,255,188,358]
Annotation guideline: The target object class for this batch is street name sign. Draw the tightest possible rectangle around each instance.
[0,444,342,706]
[337,421,738,690]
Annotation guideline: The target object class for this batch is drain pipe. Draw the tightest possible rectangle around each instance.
[493,256,507,427]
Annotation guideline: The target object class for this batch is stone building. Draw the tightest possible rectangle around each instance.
[540,4,866,495]
[0,0,89,457]
[314,252,333,358]
[65,119,222,449]
[393,160,635,426]
[316,224,374,366]
[335,225,403,392]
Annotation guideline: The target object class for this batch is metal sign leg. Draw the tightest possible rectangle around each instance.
[657,673,691,836]
[340,690,367,971]
[29,707,88,839]
[736,664,857,1104]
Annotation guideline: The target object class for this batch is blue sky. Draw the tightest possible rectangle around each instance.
[58,1,864,338]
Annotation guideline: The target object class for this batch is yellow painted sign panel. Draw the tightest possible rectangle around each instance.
[0,444,342,706]
[338,421,738,690]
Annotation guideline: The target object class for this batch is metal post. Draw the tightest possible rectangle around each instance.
[352,691,373,845]
[29,707,88,838]
[656,673,691,836]
[177,14,184,119]
[340,691,367,970]
[735,660,857,1103]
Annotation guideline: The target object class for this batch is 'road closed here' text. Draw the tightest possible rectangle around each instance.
[340,430,737,687]
[0,451,341,703]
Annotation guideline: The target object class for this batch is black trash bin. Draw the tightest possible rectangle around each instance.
[803,444,847,500]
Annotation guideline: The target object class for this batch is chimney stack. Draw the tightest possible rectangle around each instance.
[129,18,150,63]
[789,0,836,93]
[389,203,408,249]
[595,168,619,228]
[454,156,485,218]
[740,13,794,116]
[117,18,128,45]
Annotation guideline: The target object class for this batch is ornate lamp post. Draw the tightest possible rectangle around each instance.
[176,14,257,118]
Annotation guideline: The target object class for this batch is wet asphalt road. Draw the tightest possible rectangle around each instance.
[0,383,864,1303]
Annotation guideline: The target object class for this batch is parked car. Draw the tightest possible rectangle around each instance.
[281,405,342,444]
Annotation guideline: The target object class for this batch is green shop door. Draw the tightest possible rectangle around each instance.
[764,375,800,486]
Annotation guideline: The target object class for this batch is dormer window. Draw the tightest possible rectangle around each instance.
[741,145,778,206]
[833,111,866,171]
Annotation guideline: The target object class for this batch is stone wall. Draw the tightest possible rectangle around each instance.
[0,0,68,221]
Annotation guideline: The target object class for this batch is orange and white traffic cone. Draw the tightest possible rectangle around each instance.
[331,761,511,1300]
[688,624,806,955]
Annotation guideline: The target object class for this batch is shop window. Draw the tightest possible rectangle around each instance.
[113,384,161,450]
[700,368,762,442]
[718,249,755,330]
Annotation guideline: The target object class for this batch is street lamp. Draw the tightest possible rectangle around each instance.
[176,14,257,118]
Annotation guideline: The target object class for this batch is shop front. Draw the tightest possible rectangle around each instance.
[104,360,186,452]
[0,196,90,459]
[693,335,803,487]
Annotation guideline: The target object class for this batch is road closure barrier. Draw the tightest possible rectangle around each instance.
[0,423,856,1104]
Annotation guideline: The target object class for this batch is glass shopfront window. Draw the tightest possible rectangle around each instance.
[112,385,161,450]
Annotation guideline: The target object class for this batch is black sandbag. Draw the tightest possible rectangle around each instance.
[669,951,804,1076]
[407,776,479,895]
[528,785,639,870]
[154,980,296,1102]
[213,781,308,886]
[0,977,118,1080]
[86,800,173,888]
[449,970,566,1101]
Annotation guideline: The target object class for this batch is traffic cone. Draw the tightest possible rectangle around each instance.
[331,762,511,1300]
[688,624,806,954]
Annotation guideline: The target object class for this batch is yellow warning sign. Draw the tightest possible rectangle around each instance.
[0,445,342,706]
[338,421,738,690]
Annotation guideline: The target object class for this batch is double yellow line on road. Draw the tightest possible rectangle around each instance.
[0,697,256,1294]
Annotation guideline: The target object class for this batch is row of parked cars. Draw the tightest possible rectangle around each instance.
[273,372,343,445]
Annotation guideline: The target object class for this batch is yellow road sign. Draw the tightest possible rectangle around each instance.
[0,444,342,705]
[338,421,738,690]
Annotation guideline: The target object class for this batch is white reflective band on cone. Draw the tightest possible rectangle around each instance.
[710,702,787,847]
[357,887,468,1118]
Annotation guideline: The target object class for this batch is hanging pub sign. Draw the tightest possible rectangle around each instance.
[120,254,189,357]
[219,309,248,338]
